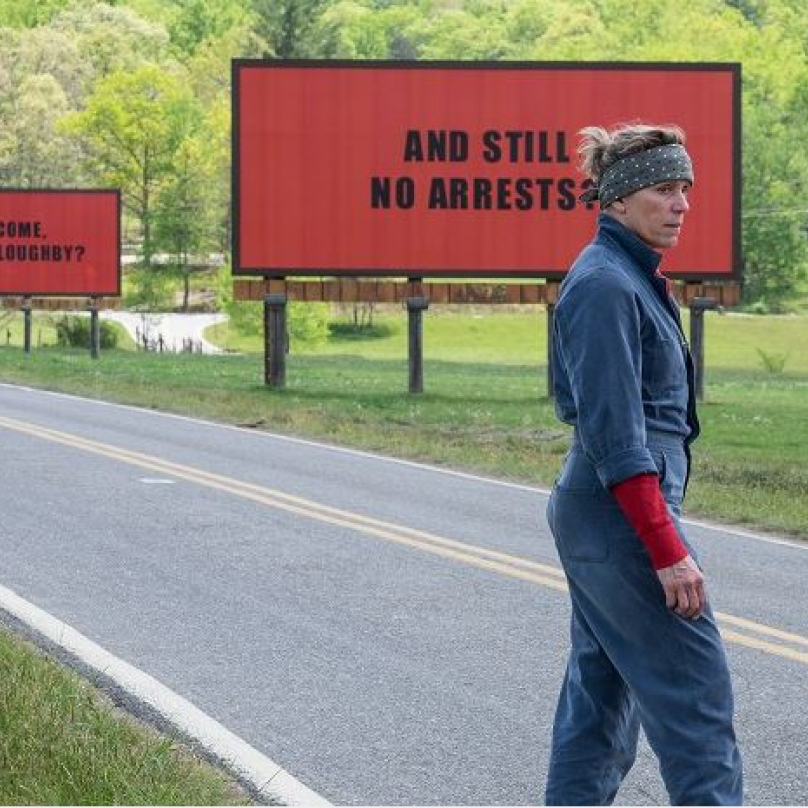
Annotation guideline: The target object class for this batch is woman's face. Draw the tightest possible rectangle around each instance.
[612,181,692,250]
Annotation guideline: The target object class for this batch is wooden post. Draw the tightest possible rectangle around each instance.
[88,299,100,359]
[689,297,718,401]
[22,298,32,356]
[264,293,288,389]
[407,295,429,394]
[546,302,555,399]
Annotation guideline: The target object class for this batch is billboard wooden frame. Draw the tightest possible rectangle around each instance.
[232,60,742,282]
[0,188,121,297]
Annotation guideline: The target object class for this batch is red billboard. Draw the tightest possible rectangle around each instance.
[233,61,740,280]
[0,189,120,296]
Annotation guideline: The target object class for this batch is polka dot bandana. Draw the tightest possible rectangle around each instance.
[581,144,694,209]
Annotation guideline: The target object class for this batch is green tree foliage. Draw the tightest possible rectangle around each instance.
[217,270,329,348]
[167,0,253,55]
[123,267,177,311]
[0,3,171,186]
[50,3,170,79]
[252,0,336,57]
[64,64,203,268]
[0,72,80,187]
[0,0,73,28]
[152,134,219,311]
[4,0,808,307]
[183,29,265,256]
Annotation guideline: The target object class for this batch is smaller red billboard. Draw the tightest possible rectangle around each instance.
[0,189,120,296]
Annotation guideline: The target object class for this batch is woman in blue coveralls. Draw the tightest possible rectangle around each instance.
[544,123,743,806]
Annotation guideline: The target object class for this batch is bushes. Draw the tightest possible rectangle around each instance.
[54,316,119,349]
[327,321,396,340]
[123,267,177,312]
[224,299,330,348]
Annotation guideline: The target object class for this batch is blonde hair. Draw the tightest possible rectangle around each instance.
[578,123,687,185]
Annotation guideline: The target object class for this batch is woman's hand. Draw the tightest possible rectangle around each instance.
[656,555,706,619]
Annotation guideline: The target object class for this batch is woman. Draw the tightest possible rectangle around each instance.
[545,123,743,805]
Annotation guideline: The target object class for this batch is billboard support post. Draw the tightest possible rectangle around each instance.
[689,296,718,401]
[264,293,288,389]
[546,303,555,399]
[89,298,100,359]
[407,295,429,394]
[22,298,32,356]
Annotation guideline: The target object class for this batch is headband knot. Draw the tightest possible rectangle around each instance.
[579,143,694,208]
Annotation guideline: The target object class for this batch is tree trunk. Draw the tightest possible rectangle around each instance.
[182,260,190,312]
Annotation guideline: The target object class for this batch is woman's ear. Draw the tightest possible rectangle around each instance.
[610,198,626,214]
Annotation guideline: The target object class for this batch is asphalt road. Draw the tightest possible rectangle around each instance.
[0,382,806,805]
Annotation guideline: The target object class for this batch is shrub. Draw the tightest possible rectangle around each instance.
[327,321,396,340]
[54,316,119,349]
[225,299,329,348]
[123,267,177,311]
[756,348,788,374]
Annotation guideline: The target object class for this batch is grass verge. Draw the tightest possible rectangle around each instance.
[0,626,248,805]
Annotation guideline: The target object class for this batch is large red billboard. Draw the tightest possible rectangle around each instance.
[233,61,740,280]
[0,189,120,296]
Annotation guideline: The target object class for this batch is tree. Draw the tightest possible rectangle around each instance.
[184,28,265,256]
[252,0,335,57]
[167,0,253,55]
[0,3,173,186]
[50,3,171,81]
[0,0,72,28]
[0,73,81,187]
[64,64,203,269]
[309,1,389,57]
[152,135,218,310]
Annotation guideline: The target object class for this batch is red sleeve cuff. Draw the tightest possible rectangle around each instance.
[611,473,688,569]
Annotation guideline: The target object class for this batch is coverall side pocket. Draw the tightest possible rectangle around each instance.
[651,449,667,484]
[549,489,615,563]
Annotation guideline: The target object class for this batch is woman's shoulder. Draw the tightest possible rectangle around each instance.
[562,244,635,302]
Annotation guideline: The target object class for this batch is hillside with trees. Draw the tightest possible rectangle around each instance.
[2,0,807,309]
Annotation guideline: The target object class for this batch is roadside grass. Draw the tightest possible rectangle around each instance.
[0,311,60,348]
[210,306,808,372]
[1,308,807,538]
[0,311,134,350]
[0,627,248,805]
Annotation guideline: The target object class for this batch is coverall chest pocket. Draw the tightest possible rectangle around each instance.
[643,337,687,393]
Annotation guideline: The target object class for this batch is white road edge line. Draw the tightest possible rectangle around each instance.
[3,382,807,551]
[0,581,331,807]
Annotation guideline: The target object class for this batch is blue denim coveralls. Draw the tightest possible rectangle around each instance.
[545,215,743,805]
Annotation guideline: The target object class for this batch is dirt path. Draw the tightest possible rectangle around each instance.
[101,312,227,354]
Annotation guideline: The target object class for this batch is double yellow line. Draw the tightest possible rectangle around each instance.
[1,413,806,668]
